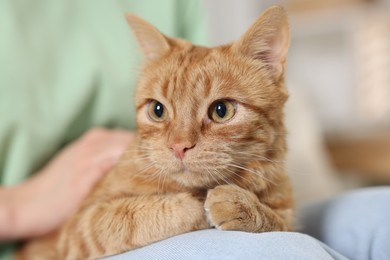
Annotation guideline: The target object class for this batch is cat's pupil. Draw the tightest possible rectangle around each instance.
[215,102,227,118]
[154,102,164,117]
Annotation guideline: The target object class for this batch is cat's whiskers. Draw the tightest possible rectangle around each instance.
[217,169,235,186]
[206,168,222,188]
[135,161,158,176]
[119,155,151,166]
[161,167,170,194]
[157,167,164,195]
[235,153,303,179]
[224,167,252,185]
[234,151,285,164]
[125,149,285,189]
[118,161,158,186]
[232,151,296,179]
[156,166,170,195]
[226,163,277,186]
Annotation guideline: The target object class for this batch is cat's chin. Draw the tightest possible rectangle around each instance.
[168,166,216,188]
[181,163,199,175]
[174,163,193,175]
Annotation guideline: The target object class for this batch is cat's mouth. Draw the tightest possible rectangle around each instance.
[175,161,203,176]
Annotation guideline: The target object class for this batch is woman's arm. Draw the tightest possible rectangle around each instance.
[0,128,134,241]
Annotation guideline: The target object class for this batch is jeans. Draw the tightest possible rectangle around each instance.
[106,187,390,260]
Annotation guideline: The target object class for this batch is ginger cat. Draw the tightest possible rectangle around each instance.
[16,6,294,259]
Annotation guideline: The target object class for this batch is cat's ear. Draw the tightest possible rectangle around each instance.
[232,6,290,81]
[126,14,171,61]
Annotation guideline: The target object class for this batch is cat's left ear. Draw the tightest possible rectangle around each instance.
[232,6,290,81]
[126,14,171,61]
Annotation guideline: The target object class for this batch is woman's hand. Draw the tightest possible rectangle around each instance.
[0,128,134,241]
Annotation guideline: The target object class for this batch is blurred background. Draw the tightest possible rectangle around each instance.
[202,0,390,203]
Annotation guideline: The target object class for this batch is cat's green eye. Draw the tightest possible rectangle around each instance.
[148,100,167,122]
[208,100,236,123]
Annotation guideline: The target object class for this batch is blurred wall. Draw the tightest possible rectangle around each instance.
[202,0,390,134]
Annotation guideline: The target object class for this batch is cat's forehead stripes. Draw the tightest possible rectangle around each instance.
[162,47,211,100]
[162,49,241,103]
[161,53,242,105]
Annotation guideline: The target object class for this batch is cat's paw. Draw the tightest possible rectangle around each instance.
[175,193,211,230]
[204,185,260,231]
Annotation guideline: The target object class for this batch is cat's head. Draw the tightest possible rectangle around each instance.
[126,6,290,188]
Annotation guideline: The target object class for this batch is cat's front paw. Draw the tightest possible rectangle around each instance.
[204,185,261,231]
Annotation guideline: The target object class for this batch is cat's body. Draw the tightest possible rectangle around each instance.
[16,6,294,259]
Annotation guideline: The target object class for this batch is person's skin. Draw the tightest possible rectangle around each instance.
[0,128,134,241]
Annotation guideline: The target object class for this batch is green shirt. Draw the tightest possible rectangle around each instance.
[0,0,207,185]
[0,0,207,258]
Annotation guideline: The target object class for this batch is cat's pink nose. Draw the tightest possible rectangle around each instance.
[169,142,195,160]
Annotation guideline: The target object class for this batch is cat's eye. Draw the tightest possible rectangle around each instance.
[208,100,236,123]
[148,100,167,122]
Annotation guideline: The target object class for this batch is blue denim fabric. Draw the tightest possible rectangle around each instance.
[105,187,390,260]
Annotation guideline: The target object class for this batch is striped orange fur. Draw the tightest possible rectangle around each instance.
[16,6,294,259]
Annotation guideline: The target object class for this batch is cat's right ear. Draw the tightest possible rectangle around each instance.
[231,6,290,81]
[126,14,171,61]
